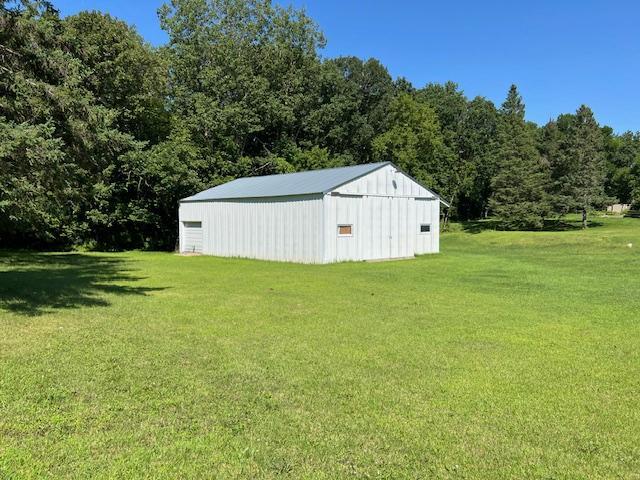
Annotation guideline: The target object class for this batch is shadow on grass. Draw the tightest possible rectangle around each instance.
[0,252,163,316]
[460,218,604,234]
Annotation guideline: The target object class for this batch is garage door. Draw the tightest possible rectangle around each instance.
[182,221,203,253]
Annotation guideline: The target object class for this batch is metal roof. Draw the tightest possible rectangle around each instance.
[181,162,391,202]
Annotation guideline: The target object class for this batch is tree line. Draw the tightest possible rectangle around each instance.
[2,0,639,250]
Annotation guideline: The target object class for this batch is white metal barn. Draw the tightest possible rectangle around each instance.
[178,162,448,263]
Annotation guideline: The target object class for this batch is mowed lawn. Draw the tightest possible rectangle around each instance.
[1,218,639,479]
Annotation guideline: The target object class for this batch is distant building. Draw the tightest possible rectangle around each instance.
[178,162,449,263]
[607,204,632,214]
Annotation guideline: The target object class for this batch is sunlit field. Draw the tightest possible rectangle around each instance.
[1,216,639,478]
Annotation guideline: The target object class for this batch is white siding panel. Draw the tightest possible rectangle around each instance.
[179,195,324,263]
[415,198,440,254]
[325,194,424,262]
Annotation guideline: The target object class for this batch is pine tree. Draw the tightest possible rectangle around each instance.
[489,85,550,229]
[549,106,609,228]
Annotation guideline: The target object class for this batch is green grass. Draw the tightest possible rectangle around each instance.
[1,217,639,479]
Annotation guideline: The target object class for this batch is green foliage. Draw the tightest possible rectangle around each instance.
[490,85,550,229]
[305,57,395,163]
[63,11,170,143]
[418,83,502,218]
[633,160,640,208]
[289,146,349,171]
[458,96,500,217]
[545,105,611,227]
[0,1,96,246]
[158,0,325,176]
[372,93,453,194]
[416,82,471,210]
[418,81,468,147]
[87,126,205,250]
[1,1,168,248]
[602,129,640,204]
[0,118,81,246]
[1,0,637,249]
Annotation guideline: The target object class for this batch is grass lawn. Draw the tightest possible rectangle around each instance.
[1,216,639,479]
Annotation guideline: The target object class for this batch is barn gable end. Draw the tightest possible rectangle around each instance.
[329,163,436,198]
[321,164,440,262]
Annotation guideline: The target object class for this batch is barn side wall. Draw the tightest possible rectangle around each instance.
[179,195,324,263]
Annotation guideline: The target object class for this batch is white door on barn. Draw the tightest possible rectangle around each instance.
[390,196,411,258]
[334,195,413,261]
[182,221,203,253]
[358,196,391,260]
[361,196,412,260]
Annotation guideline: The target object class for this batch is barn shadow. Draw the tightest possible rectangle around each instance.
[460,219,500,234]
[461,218,604,234]
[0,252,163,316]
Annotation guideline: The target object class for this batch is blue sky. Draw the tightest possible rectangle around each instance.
[54,0,640,132]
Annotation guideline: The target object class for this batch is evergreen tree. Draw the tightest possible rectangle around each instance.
[539,119,566,218]
[0,119,78,247]
[489,85,550,229]
[548,106,609,228]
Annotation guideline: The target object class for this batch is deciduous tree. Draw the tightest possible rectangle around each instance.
[372,93,454,198]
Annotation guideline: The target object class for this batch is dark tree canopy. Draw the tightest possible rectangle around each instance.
[0,0,636,249]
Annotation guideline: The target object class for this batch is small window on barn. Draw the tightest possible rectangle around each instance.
[420,224,431,233]
[184,221,202,228]
[338,224,353,236]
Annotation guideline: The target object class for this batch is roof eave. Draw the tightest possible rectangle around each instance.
[179,192,324,203]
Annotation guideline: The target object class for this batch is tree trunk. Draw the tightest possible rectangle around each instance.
[442,194,455,232]
[582,208,587,229]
